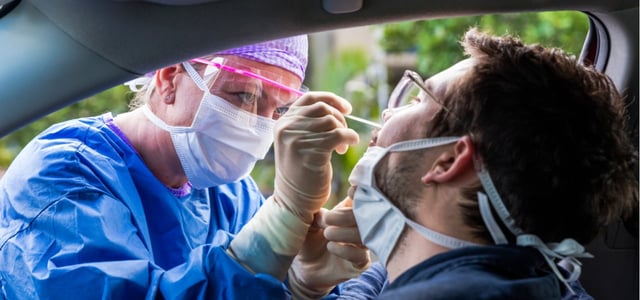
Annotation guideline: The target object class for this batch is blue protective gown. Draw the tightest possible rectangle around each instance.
[0,113,288,299]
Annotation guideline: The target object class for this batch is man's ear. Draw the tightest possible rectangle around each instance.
[421,136,475,184]
[155,64,181,104]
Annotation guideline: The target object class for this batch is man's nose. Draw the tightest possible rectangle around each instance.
[381,108,393,123]
[382,104,414,123]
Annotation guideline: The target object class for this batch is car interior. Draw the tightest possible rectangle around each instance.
[0,0,637,299]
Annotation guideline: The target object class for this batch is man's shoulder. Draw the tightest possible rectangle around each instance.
[381,246,562,300]
[380,270,560,300]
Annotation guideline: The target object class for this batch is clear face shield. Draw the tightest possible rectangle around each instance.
[190,56,307,120]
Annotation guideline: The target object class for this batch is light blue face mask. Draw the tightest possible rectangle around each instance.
[350,137,592,294]
[348,137,478,267]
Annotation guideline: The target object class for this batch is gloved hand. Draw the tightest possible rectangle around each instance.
[229,92,360,280]
[289,198,371,299]
[272,92,360,224]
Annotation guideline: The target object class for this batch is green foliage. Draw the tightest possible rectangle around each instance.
[0,85,131,167]
[381,12,588,75]
[317,49,371,95]
[314,49,375,206]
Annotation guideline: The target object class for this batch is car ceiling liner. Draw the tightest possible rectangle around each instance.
[0,0,19,18]
[113,0,221,5]
[115,0,364,14]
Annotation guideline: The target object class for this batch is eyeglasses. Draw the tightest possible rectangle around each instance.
[388,70,450,114]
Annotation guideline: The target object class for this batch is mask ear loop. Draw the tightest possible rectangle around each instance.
[403,215,480,249]
[183,57,223,94]
[474,159,523,236]
[474,157,592,295]
[182,62,210,92]
[477,192,508,244]
[386,137,481,249]
[386,137,461,152]
[124,76,153,92]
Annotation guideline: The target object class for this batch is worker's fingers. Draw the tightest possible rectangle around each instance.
[327,242,370,269]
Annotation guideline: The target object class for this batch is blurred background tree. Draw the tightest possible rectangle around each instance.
[0,12,588,201]
[381,11,588,80]
[0,85,131,167]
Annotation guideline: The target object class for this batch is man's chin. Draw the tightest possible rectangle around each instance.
[347,185,357,199]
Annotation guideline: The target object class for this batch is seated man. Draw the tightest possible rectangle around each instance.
[346,28,637,299]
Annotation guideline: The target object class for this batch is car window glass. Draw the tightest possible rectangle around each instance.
[0,11,589,189]
[255,11,589,203]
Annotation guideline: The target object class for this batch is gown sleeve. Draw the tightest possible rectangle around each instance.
[326,262,388,300]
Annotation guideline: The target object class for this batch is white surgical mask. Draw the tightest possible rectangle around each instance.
[142,63,275,189]
[349,137,479,267]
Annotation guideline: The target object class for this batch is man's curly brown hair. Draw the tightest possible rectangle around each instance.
[428,28,638,244]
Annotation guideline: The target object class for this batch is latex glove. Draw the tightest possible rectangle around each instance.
[273,92,360,224]
[229,92,360,280]
[289,198,371,299]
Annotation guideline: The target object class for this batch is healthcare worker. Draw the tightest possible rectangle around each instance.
[0,36,370,299]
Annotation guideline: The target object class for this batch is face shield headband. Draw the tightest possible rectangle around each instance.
[189,57,307,119]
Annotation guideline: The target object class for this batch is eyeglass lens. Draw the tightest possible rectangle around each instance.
[388,71,428,109]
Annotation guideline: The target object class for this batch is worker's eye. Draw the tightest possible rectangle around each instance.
[274,106,289,115]
[235,92,258,106]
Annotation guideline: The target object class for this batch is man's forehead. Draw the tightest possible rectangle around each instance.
[426,58,474,90]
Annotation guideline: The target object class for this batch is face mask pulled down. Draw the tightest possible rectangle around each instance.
[142,63,275,189]
[350,136,594,294]
[348,137,479,267]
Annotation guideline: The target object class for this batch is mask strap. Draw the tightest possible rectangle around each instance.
[474,158,592,295]
[182,62,210,92]
[387,136,478,249]
[475,161,523,236]
[477,192,508,244]
[517,235,593,294]
[387,137,461,153]
[369,137,460,186]
[124,76,153,92]
[142,105,192,133]
[141,105,171,131]
[404,215,480,249]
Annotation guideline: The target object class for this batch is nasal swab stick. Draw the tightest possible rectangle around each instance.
[344,114,382,129]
